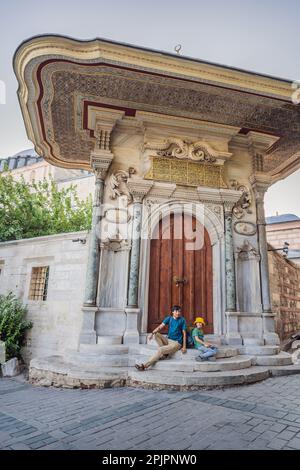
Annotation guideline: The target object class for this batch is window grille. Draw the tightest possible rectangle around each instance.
[28,266,49,301]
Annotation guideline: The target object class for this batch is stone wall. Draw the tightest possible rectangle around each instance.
[0,231,88,363]
[268,245,300,340]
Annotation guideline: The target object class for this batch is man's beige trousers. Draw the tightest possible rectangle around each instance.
[144,332,181,368]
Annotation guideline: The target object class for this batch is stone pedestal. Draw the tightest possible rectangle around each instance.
[1,358,20,377]
[123,308,140,345]
[79,306,98,345]
[225,312,242,345]
[0,341,5,364]
[262,313,280,345]
[236,240,262,313]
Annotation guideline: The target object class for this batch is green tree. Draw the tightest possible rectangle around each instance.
[0,293,33,360]
[0,172,92,241]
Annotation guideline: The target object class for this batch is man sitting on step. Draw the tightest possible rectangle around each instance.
[135,305,187,371]
[192,317,218,362]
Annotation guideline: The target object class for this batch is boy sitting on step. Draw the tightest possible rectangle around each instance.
[192,317,218,362]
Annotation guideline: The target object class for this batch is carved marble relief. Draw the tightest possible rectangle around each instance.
[230,180,252,219]
[234,221,257,236]
[144,138,218,163]
[107,167,136,204]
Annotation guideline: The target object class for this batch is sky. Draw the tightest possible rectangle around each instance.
[0,0,300,216]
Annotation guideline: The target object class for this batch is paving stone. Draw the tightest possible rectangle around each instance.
[278,430,297,441]
[287,437,300,450]
[1,375,300,450]
[267,438,287,450]
[10,443,31,450]
[270,423,287,433]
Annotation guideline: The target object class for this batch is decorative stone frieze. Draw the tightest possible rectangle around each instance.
[144,137,232,164]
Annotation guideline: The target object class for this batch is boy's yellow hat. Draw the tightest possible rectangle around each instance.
[194,317,205,325]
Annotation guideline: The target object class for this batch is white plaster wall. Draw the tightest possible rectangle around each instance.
[0,231,88,363]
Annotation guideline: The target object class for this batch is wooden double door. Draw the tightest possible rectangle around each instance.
[148,213,213,333]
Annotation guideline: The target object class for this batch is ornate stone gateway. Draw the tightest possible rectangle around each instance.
[13,35,300,389]
[148,213,213,333]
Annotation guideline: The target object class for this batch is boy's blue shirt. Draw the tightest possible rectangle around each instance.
[163,315,187,345]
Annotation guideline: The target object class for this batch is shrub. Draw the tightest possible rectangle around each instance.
[0,172,93,242]
[0,293,33,360]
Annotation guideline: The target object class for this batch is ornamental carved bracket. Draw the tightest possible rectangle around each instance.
[230,180,252,219]
[144,138,219,163]
[107,167,136,204]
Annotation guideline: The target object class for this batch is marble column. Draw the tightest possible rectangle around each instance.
[124,179,153,344]
[251,178,272,312]
[224,201,243,345]
[79,152,114,345]
[224,202,236,312]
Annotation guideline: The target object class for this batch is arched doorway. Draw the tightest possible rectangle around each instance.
[147,213,213,333]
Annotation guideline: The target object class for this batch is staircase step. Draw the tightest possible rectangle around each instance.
[79,344,128,355]
[269,364,300,377]
[131,355,254,372]
[128,366,270,388]
[238,345,280,356]
[130,345,238,360]
[97,335,123,345]
[254,351,293,366]
[65,351,129,367]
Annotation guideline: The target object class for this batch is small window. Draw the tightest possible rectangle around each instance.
[28,266,49,301]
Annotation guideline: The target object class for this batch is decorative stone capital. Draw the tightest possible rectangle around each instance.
[196,187,242,206]
[146,181,176,199]
[127,178,153,203]
[250,174,272,202]
[88,107,125,152]
[220,188,243,216]
[90,151,114,180]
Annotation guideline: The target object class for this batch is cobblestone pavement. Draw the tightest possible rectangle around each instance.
[1,375,300,450]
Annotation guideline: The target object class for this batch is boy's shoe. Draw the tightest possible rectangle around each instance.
[195,356,208,362]
[135,363,145,371]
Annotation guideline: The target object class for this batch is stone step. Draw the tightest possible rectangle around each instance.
[65,351,129,367]
[269,364,300,377]
[128,366,270,388]
[253,351,293,367]
[79,344,129,355]
[238,345,280,356]
[29,356,300,389]
[130,345,238,359]
[97,335,123,345]
[131,355,254,373]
